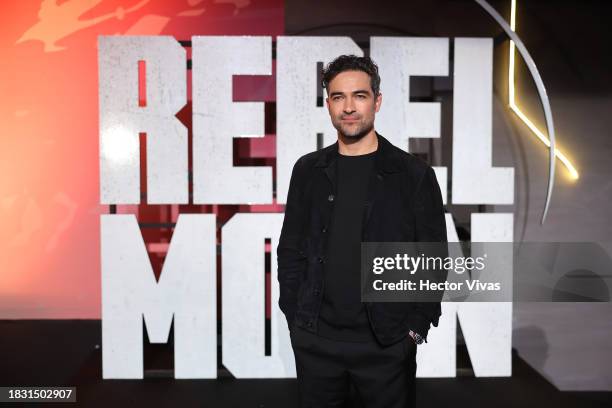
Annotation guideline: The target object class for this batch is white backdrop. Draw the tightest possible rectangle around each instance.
[98,36,514,379]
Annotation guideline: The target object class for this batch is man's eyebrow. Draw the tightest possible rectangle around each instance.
[329,89,372,97]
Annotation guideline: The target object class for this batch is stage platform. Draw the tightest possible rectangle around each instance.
[0,320,609,407]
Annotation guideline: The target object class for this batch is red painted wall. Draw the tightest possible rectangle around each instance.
[0,0,284,318]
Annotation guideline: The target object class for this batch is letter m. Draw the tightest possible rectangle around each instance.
[101,214,216,378]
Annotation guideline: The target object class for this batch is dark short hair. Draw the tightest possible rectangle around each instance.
[321,55,381,96]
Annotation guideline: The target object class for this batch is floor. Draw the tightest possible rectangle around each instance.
[0,320,610,408]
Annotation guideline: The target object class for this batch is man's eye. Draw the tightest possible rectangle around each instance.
[357,94,366,99]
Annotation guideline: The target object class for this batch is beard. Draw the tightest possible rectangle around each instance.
[332,116,374,140]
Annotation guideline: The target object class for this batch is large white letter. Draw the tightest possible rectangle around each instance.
[460,213,513,376]
[370,37,448,148]
[276,37,362,204]
[98,36,187,204]
[416,213,513,377]
[371,36,449,204]
[192,36,272,204]
[452,38,514,204]
[101,214,217,378]
[222,213,295,378]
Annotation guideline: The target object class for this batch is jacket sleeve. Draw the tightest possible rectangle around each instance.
[277,158,308,330]
[407,166,448,340]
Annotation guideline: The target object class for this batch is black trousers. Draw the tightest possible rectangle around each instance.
[290,326,417,408]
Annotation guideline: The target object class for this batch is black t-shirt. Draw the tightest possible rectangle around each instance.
[317,149,378,342]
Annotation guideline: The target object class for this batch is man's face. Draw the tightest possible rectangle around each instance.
[325,70,382,140]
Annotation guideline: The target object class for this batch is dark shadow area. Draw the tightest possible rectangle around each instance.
[0,320,610,407]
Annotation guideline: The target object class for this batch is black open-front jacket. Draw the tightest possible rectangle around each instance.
[277,132,448,346]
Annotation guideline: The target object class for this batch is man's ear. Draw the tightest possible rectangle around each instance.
[375,92,382,113]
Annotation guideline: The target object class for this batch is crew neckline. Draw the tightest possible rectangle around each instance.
[338,149,378,158]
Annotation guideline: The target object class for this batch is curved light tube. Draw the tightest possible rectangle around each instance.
[475,0,555,224]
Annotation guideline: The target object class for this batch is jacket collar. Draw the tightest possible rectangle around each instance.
[313,131,403,174]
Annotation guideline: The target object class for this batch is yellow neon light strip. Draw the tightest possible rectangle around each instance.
[508,0,579,179]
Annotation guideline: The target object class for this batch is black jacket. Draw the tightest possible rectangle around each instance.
[277,132,448,346]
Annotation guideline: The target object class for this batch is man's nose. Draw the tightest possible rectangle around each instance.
[343,97,356,113]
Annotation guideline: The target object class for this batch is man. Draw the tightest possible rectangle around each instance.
[277,55,447,407]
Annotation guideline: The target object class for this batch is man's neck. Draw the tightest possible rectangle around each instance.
[337,130,378,156]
